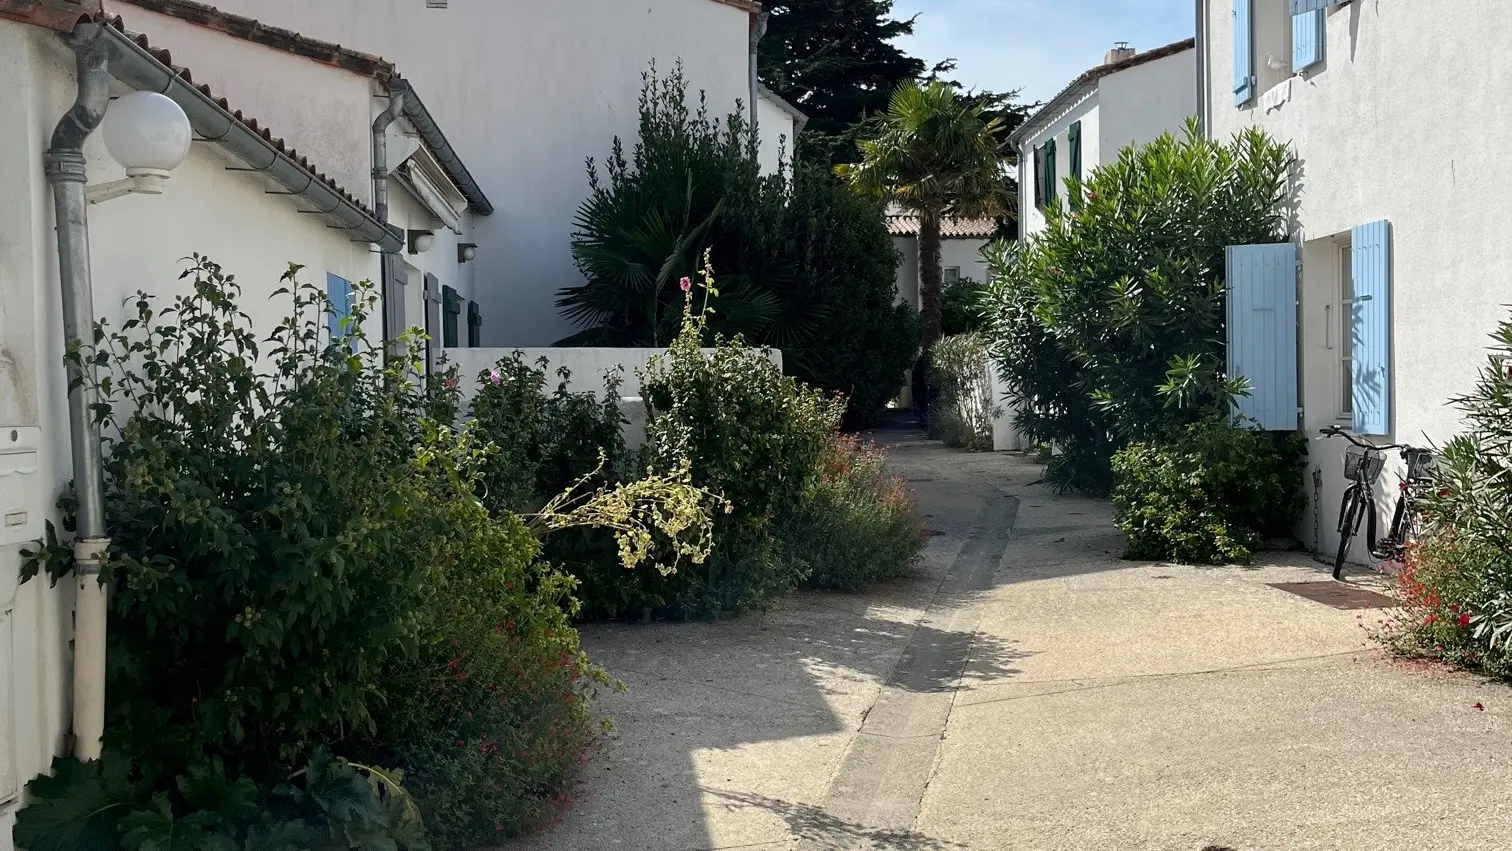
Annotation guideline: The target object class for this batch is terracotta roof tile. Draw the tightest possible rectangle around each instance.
[113,0,395,81]
[887,216,1000,239]
[0,0,97,31]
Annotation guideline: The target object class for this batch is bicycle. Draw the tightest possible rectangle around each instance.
[1319,425,1435,580]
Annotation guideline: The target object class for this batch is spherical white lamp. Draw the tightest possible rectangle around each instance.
[408,230,436,255]
[102,91,192,178]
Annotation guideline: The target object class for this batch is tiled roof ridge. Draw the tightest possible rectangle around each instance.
[886,215,1000,239]
[113,0,396,82]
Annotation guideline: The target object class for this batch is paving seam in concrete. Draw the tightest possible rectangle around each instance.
[800,489,1020,842]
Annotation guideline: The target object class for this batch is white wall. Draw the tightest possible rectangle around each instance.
[0,26,69,842]
[1017,92,1098,238]
[388,181,476,346]
[892,235,917,309]
[756,95,796,180]
[106,4,377,207]
[1096,47,1197,156]
[891,235,990,312]
[204,0,754,349]
[1203,0,1511,560]
[941,238,991,288]
[1,23,385,841]
[444,346,782,450]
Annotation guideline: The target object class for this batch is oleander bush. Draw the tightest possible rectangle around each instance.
[1377,314,1512,678]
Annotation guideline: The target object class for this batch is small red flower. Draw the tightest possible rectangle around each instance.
[1459,614,1472,628]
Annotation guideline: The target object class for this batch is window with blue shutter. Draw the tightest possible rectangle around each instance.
[326,273,352,343]
[1044,138,1057,206]
[1292,7,1324,71]
[1226,243,1298,430]
[1234,0,1255,106]
[1350,220,1392,435]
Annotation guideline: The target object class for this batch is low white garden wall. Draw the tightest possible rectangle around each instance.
[442,347,784,450]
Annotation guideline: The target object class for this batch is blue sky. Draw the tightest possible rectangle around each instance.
[889,0,1195,104]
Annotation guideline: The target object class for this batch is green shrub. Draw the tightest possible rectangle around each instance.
[558,64,914,427]
[788,434,925,591]
[20,257,604,846]
[467,353,627,514]
[464,354,638,620]
[14,749,426,851]
[1378,314,1512,677]
[360,427,603,847]
[1111,420,1306,564]
[928,333,1000,451]
[981,123,1291,494]
[638,269,844,616]
[941,276,986,336]
[22,259,450,783]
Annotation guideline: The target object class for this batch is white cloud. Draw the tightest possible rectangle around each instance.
[890,0,1194,103]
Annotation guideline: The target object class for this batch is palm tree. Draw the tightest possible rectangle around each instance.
[837,81,1012,407]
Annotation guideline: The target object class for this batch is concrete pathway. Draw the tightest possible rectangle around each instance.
[504,432,1512,851]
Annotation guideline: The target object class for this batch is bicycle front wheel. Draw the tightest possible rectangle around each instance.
[1334,489,1362,580]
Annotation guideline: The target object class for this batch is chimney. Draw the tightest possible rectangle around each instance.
[1105,42,1136,65]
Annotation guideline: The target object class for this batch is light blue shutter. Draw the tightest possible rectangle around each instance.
[326,273,351,341]
[1292,8,1323,70]
[1351,220,1392,435]
[1234,0,1254,106]
[1290,0,1342,13]
[1226,243,1298,430]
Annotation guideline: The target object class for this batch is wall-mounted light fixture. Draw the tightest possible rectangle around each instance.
[457,243,478,263]
[407,229,436,255]
[85,91,192,205]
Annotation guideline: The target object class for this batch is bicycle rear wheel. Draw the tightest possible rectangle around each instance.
[1334,489,1362,580]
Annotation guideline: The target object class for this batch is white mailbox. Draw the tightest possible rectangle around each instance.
[0,427,42,547]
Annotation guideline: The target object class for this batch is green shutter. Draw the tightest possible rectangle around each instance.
[467,302,482,347]
[442,286,460,349]
[1067,122,1083,208]
[1033,145,1046,208]
[1044,138,1057,205]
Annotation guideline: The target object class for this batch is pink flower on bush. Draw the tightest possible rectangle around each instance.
[679,276,692,293]
[489,367,502,386]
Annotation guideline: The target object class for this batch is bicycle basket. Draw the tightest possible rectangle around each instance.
[1404,448,1436,483]
[1344,447,1385,484]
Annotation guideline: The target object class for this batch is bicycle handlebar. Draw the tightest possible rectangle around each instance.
[1318,425,1415,453]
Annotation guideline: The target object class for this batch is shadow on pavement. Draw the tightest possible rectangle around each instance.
[704,789,968,850]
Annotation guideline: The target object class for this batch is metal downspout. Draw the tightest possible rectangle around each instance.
[43,28,113,762]
[1195,0,1208,137]
[373,83,407,347]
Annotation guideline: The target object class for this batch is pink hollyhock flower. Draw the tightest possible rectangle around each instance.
[679,276,692,292]
[489,367,502,386]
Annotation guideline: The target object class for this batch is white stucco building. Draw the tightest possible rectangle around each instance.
[1198,0,1512,564]
[106,0,494,366]
[198,0,770,348]
[0,3,487,843]
[1012,39,1197,237]
[756,84,806,181]
[887,214,997,313]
